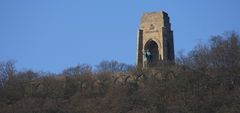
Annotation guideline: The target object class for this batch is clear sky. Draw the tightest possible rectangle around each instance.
[0,0,240,73]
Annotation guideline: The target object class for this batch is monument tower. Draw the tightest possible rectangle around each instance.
[136,11,174,68]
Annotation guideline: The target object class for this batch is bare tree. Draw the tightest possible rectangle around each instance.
[96,60,134,73]
[209,31,240,72]
[0,60,15,88]
[62,64,92,77]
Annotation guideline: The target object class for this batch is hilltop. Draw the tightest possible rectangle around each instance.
[0,31,240,113]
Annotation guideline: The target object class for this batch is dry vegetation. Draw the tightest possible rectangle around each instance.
[0,31,240,113]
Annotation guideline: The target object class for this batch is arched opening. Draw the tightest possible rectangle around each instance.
[144,40,159,66]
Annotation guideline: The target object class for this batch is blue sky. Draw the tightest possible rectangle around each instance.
[0,0,240,73]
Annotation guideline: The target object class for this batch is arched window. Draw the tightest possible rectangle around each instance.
[144,40,159,66]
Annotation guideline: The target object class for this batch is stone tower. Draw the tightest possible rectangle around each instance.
[136,11,174,68]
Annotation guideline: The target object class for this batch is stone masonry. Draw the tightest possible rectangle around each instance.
[136,11,174,68]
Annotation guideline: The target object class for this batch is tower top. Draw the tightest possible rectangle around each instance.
[142,11,168,16]
[141,11,169,20]
[140,11,171,31]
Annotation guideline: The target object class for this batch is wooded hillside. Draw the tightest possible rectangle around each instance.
[0,31,240,113]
